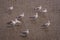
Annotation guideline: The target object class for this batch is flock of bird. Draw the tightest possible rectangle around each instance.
[7,6,50,37]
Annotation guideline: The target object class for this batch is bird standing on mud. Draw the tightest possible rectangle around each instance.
[18,12,24,18]
[20,29,30,37]
[7,19,21,26]
[29,12,38,20]
[8,6,13,10]
[34,6,42,11]
[42,20,50,28]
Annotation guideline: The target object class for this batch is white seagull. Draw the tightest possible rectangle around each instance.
[29,13,38,19]
[45,20,50,27]
[37,6,42,10]
[16,12,24,19]
[19,12,24,17]
[42,9,47,13]
[34,6,42,11]
[20,29,30,37]
[11,19,21,25]
[9,6,13,10]
[34,12,38,19]
[23,29,29,34]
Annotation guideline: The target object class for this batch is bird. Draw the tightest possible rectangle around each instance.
[29,13,38,19]
[34,12,38,19]
[45,20,50,27]
[19,12,24,18]
[16,13,24,19]
[42,9,47,13]
[23,29,29,34]
[10,19,21,25]
[41,20,50,28]
[37,6,42,10]
[20,29,29,37]
[34,6,42,11]
[9,6,13,10]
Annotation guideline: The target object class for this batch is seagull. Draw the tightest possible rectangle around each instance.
[16,13,24,19]
[34,6,42,11]
[45,20,50,27]
[19,12,24,17]
[37,6,42,10]
[22,29,29,34]
[20,29,29,37]
[42,20,50,28]
[42,9,47,13]
[34,12,38,19]
[9,6,13,10]
[11,19,21,25]
[29,13,38,19]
